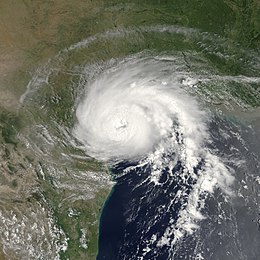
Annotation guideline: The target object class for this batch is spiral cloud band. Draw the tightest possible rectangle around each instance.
[15,23,258,258]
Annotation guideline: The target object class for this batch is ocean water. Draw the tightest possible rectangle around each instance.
[97,116,260,260]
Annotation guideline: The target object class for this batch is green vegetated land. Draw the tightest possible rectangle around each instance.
[0,0,259,259]
[42,184,109,260]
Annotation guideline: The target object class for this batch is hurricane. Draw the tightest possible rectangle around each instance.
[74,56,209,163]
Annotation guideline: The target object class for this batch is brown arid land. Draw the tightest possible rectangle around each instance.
[0,0,104,107]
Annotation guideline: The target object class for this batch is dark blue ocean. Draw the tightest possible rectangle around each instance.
[97,158,203,260]
[97,117,260,260]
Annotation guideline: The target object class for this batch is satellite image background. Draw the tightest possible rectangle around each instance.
[0,1,259,259]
